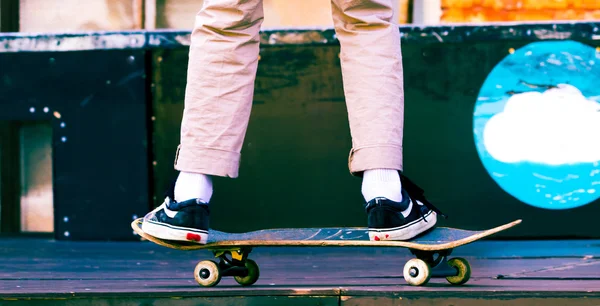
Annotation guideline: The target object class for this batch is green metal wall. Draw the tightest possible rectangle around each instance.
[149,37,600,238]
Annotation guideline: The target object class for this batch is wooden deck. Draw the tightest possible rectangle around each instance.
[1,238,599,305]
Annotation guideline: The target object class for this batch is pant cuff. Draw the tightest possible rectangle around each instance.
[348,144,403,176]
[174,145,241,178]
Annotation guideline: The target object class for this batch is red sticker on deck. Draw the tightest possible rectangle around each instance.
[186,233,201,242]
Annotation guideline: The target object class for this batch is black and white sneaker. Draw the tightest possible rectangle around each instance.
[141,183,210,244]
[366,175,446,241]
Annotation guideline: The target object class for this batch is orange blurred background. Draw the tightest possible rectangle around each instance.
[441,0,600,22]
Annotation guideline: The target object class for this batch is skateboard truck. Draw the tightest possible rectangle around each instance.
[404,248,471,286]
[214,247,252,277]
[194,247,260,287]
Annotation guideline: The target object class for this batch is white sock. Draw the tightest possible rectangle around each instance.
[361,169,403,203]
[174,171,213,204]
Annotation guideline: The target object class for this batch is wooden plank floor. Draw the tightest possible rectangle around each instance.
[0,238,599,305]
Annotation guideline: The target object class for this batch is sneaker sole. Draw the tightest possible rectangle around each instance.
[141,220,209,244]
[367,211,437,241]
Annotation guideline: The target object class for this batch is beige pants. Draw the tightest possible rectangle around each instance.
[174,0,405,178]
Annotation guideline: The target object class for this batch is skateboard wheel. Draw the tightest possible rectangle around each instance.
[234,259,260,286]
[194,260,221,287]
[403,258,431,286]
[445,257,471,285]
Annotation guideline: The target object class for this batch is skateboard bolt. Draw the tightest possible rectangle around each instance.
[200,269,210,279]
[409,268,419,277]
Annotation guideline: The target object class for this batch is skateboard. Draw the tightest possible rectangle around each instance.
[131,218,521,287]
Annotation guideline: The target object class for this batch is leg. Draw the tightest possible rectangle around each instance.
[176,0,264,179]
[331,0,405,175]
[331,0,439,240]
[142,0,264,244]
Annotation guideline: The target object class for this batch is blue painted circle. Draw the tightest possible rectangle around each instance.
[473,40,600,210]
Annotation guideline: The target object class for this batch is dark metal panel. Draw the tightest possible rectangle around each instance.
[0,50,150,240]
[0,122,20,233]
[0,0,19,32]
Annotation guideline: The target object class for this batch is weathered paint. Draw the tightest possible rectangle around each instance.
[0,32,145,52]
[2,22,600,52]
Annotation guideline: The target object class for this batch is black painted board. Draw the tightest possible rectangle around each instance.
[339,296,600,306]
[149,38,600,238]
[0,50,150,240]
[0,297,338,306]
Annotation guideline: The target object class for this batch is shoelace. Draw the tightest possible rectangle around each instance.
[401,174,448,222]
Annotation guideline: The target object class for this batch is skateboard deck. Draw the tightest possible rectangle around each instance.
[132,218,521,251]
[131,218,521,287]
